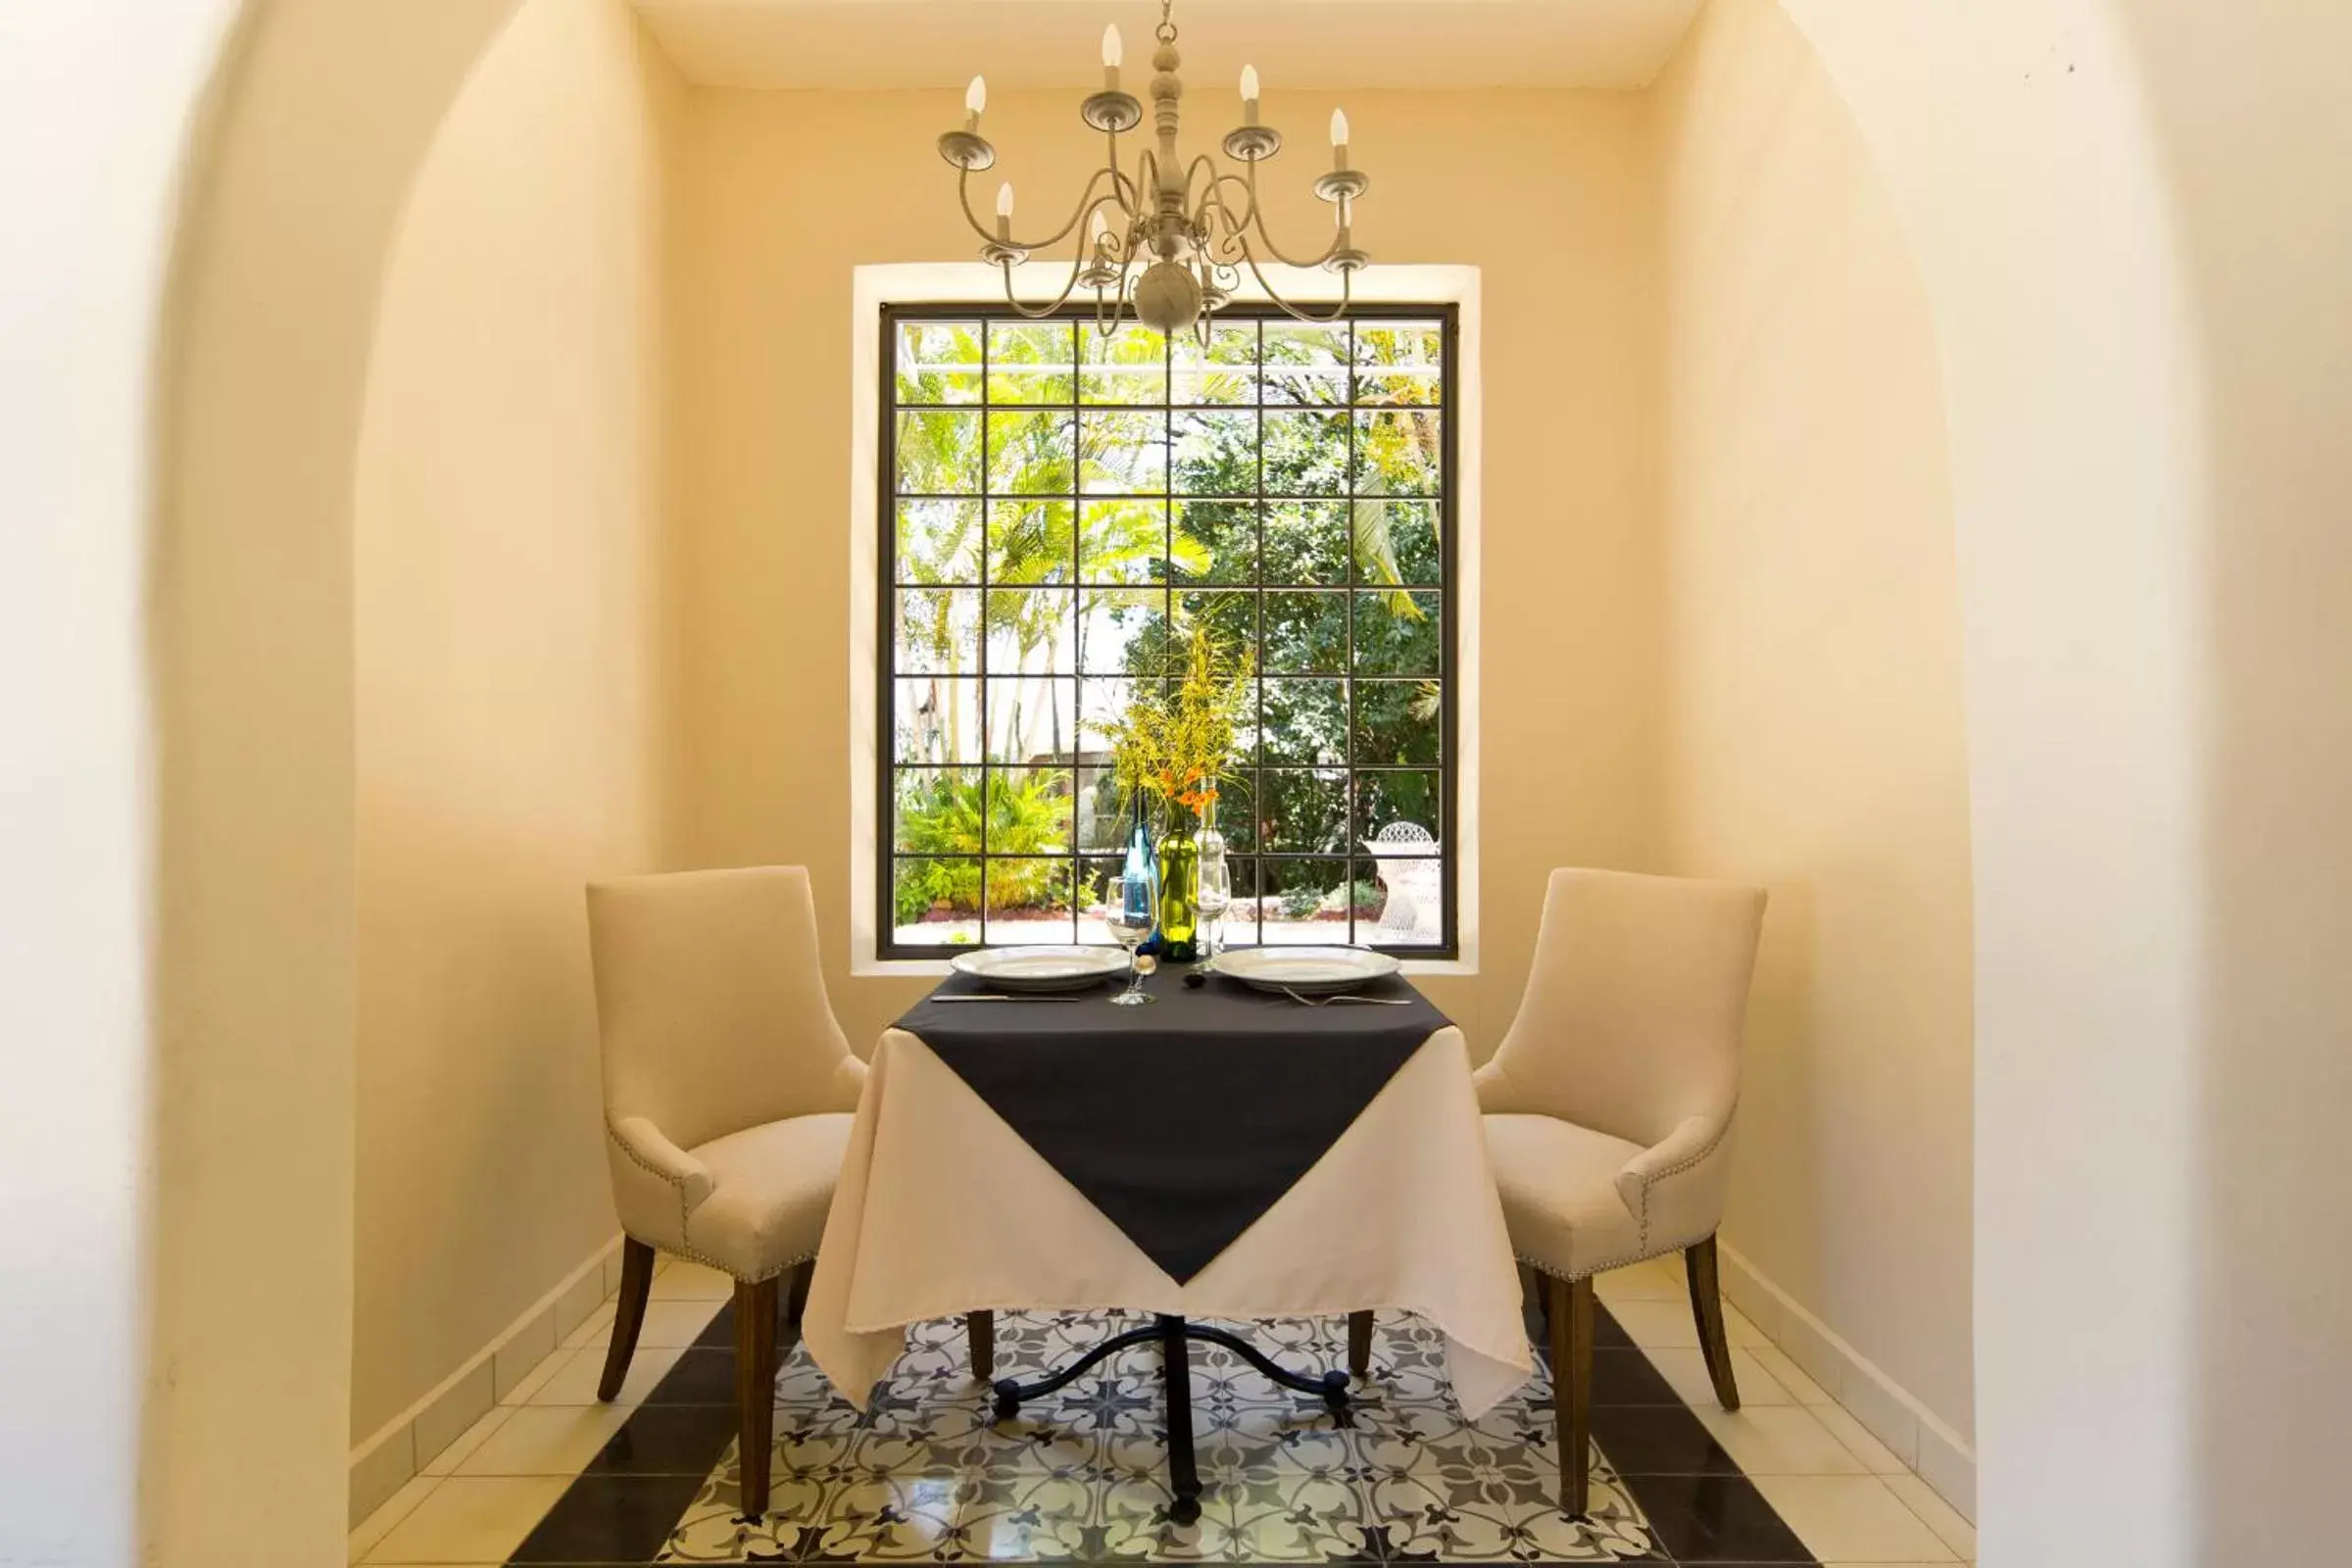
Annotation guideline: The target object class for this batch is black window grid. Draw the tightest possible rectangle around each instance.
[878,304,1458,958]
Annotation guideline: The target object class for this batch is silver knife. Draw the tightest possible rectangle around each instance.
[930,994,1088,1004]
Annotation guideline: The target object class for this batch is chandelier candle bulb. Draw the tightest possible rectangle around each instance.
[995,181,1014,240]
[964,74,986,131]
[1102,24,1122,88]
[1241,64,1260,125]
[1330,107,1350,170]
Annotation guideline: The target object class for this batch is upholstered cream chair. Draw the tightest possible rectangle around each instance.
[1474,867,1767,1516]
[585,865,986,1517]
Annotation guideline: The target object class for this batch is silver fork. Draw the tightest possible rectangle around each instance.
[1280,986,1413,1006]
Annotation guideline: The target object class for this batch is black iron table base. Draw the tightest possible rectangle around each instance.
[991,1315,1352,1527]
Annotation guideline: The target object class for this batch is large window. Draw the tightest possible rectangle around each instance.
[879,305,1455,958]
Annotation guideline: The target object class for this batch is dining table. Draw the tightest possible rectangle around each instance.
[799,958,1532,1525]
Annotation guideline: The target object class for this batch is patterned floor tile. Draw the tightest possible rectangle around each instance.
[652,1310,1664,1565]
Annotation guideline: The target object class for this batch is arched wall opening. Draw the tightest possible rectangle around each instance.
[77,2,2343,1565]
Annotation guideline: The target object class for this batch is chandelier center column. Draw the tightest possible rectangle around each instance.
[1152,38,1184,255]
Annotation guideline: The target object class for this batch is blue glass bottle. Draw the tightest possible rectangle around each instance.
[1125,789,1164,956]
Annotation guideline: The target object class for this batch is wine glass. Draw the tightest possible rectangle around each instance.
[1100,858,1158,1005]
[1195,853,1231,971]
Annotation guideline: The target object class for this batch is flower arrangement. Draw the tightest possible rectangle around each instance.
[1103,619,1255,813]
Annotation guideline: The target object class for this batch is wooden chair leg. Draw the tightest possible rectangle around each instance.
[1545,1274,1593,1518]
[966,1310,994,1381]
[1347,1309,1375,1379]
[1685,1235,1741,1411]
[784,1259,813,1327]
[736,1275,779,1518]
[597,1239,656,1401]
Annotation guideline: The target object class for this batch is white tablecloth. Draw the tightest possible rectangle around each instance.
[802,1021,1532,1418]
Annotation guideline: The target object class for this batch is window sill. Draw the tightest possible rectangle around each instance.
[853,956,1477,978]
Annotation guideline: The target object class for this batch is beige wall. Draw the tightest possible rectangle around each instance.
[350,0,682,1442]
[1648,0,1976,1442]
[1778,0,2352,1556]
[0,1,243,1556]
[146,2,521,1558]
[668,85,1660,1052]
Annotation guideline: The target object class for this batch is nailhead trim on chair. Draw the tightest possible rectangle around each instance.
[619,1236,814,1288]
[1519,1250,1673,1286]
[605,1116,700,1244]
[604,1117,817,1287]
[1512,1099,1739,1283]
[1627,1099,1738,1254]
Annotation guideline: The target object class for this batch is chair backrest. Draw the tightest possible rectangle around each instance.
[1486,867,1767,1150]
[585,865,854,1152]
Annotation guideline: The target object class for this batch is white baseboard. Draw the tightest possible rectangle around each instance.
[1716,1240,1977,1521]
[346,1234,624,1527]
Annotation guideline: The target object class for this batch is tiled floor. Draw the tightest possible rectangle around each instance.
[350,1257,1973,1568]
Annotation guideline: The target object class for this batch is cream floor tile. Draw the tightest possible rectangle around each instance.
[560,1296,721,1353]
[526,1341,685,1405]
[495,1343,575,1407]
[650,1259,734,1300]
[1607,1296,1770,1349]
[348,1475,438,1564]
[561,1299,617,1349]
[1749,1474,1958,1564]
[1886,1470,1978,1560]
[1724,1301,1772,1346]
[1643,1346,1793,1408]
[631,1296,728,1348]
[1593,1258,1685,1301]
[361,1475,568,1565]
[1694,1404,1870,1475]
[1813,1401,1912,1474]
[418,1404,514,1477]
[1607,1298,1704,1348]
[454,1403,632,1477]
[1749,1339,1837,1404]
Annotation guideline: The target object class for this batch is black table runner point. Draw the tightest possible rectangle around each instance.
[897,967,1450,1283]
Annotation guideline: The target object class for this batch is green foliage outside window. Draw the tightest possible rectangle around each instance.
[885,312,1451,951]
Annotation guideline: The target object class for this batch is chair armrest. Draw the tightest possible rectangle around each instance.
[829,1051,869,1111]
[1471,1057,1538,1114]
[1613,1112,1733,1249]
[608,1114,713,1214]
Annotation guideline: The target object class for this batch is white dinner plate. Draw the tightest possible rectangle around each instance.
[1215,946,1402,996]
[949,946,1131,993]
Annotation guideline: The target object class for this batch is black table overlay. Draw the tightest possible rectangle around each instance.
[895,967,1449,1284]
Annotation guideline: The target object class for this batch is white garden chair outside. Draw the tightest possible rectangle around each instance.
[1362,821,1444,943]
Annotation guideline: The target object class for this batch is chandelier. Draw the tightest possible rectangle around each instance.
[937,0,1370,341]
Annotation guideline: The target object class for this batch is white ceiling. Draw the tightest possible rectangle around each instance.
[631,0,1703,92]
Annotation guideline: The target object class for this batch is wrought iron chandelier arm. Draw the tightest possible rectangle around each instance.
[1104,130,1146,215]
[1200,170,1259,233]
[993,244,1098,319]
[1238,161,1347,270]
[1233,237,1354,325]
[958,163,1129,252]
[1093,246,1144,336]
